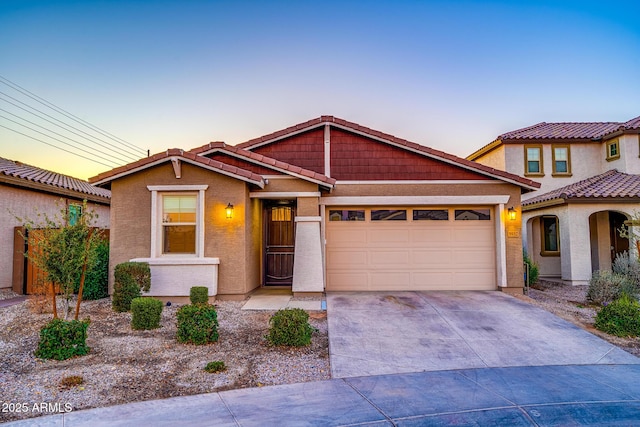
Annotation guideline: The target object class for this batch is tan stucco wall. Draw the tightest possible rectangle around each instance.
[260,177,319,193]
[324,181,525,291]
[297,196,320,216]
[108,162,260,296]
[0,184,110,290]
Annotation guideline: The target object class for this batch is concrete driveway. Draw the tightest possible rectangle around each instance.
[327,291,640,378]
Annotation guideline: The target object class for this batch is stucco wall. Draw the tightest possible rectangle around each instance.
[108,162,260,296]
[0,184,110,290]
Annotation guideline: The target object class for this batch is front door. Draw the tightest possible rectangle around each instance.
[263,201,296,286]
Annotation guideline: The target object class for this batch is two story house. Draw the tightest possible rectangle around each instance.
[468,115,640,285]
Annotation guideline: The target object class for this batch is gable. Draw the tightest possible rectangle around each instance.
[250,127,325,174]
[329,128,491,181]
[206,152,284,176]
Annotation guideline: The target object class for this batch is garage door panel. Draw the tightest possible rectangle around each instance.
[326,206,497,291]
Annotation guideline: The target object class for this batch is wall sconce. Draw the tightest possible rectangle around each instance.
[225,203,234,219]
[508,207,517,221]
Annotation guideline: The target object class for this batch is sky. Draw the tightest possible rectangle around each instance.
[1,0,639,180]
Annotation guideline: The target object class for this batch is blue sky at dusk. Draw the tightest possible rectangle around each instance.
[1,0,639,179]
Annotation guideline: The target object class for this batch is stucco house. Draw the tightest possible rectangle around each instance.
[90,116,539,300]
[468,115,640,285]
[1,157,111,294]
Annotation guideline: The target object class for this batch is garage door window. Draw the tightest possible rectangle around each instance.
[454,209,491,221]
[371,209,407,221]
[329,210,365,221]
[413,209,448,221]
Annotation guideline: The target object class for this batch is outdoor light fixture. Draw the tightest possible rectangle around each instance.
[508,206,517,221]
[226,203,234,219]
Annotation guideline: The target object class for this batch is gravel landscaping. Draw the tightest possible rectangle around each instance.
[0,293,329,423]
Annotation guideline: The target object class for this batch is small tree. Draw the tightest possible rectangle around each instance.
[19,200,104,320]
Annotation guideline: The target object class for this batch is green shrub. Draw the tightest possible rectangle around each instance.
[75,240,109,300]
[523,250,539,285]
[266,308,315,347]
[176,304,219,345]
[613,251,640,287]
[112,262,151,312]
[131,297,163,330]
[35,318,90,360]
[190,286,209,305]
[204,361,226,373]
[587,270,637,305]
[595,293,640,337]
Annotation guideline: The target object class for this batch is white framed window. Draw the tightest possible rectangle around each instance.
[147,185,208,258]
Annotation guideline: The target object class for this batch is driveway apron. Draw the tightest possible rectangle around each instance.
[327,291,640,378]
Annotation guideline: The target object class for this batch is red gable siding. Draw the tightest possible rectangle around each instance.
[206,153,284,176]
[251,128,324,174]
[330,128,490,181]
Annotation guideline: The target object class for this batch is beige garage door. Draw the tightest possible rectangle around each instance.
[326,207,496,291]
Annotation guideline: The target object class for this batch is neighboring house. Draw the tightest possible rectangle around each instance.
[0,157,111,294]
[90,116,539,300]
[468,115,640,285]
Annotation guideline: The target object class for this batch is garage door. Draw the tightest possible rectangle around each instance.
[326,207,496,291]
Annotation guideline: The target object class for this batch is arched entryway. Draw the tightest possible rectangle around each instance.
[589,210,630,272]
[526,214,561,279]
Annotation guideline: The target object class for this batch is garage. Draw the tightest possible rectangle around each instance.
[325,206,496,291]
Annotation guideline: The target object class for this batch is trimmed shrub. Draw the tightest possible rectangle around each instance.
[204,361,226,373]
[75,239,109,300]
[177,304,219,345]
[587,270,636,305]
[523,250,539,285]
[131,297,163,330]
[35,318,90,360]
[595,293,640,337]
[112,262,151,312]
[266,308,315,347]
[190,286,209,305]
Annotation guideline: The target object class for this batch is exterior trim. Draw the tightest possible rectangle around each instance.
[131,257,220,265]
[319,195,511,206]
[524,144,544,176]
[250,192,321,199]
[522,198,566,211]
[148,185,209,191]
[295,216,321,223]
[324,124,331,177]
[335,180,505,185]
[551,144,572,176]
[466,139,503,161]
[496,204,507,287]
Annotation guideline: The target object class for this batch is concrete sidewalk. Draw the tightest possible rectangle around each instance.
[5,364,640,426]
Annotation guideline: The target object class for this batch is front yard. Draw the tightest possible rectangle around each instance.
[0,295,329,423]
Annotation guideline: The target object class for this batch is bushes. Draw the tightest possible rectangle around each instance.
[190,286,209,305]
[176,304,219,345]
[204,361,226,373]
[523,251,539,285]
[131,297,163,330]
[112,262,151,312]
[613,251,640,286]
[587,270,637,305]
[266,308,315,347]
[595,293,640,337]
[75,240,109,300]
[35,318,90,360]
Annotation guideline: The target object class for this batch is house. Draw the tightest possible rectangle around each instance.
[467,115,640,285]
[0,157,111,294]
[89,116,539,300]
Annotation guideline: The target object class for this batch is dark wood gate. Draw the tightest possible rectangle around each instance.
[263,201,296,286]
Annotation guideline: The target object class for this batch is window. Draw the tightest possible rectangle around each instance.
[413,209,449,220]
[271,206,292,222]
[524,145,543,175]
[541,216,559,255]
[454,209,491,220]
[606,139,620,161]
[371,209,407,221]
[329,210,365,221]
[162,194,197,254]
[68,204,82,226]
[552,145,571,175]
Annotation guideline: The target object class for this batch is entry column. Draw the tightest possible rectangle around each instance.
[292,216,324,293]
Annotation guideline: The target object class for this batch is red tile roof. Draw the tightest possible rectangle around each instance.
[234,116,540,190]
[0,157,111,199]
[89,149,265,187]
[189,142,336,187]
[522,169,640,207]
[498,115,640,141]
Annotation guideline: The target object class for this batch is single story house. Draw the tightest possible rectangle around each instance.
[467,115,640,285]
[1,157,111,294]
[90,116,539,300]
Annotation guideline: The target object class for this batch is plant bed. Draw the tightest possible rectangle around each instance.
[0,298,329,422]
